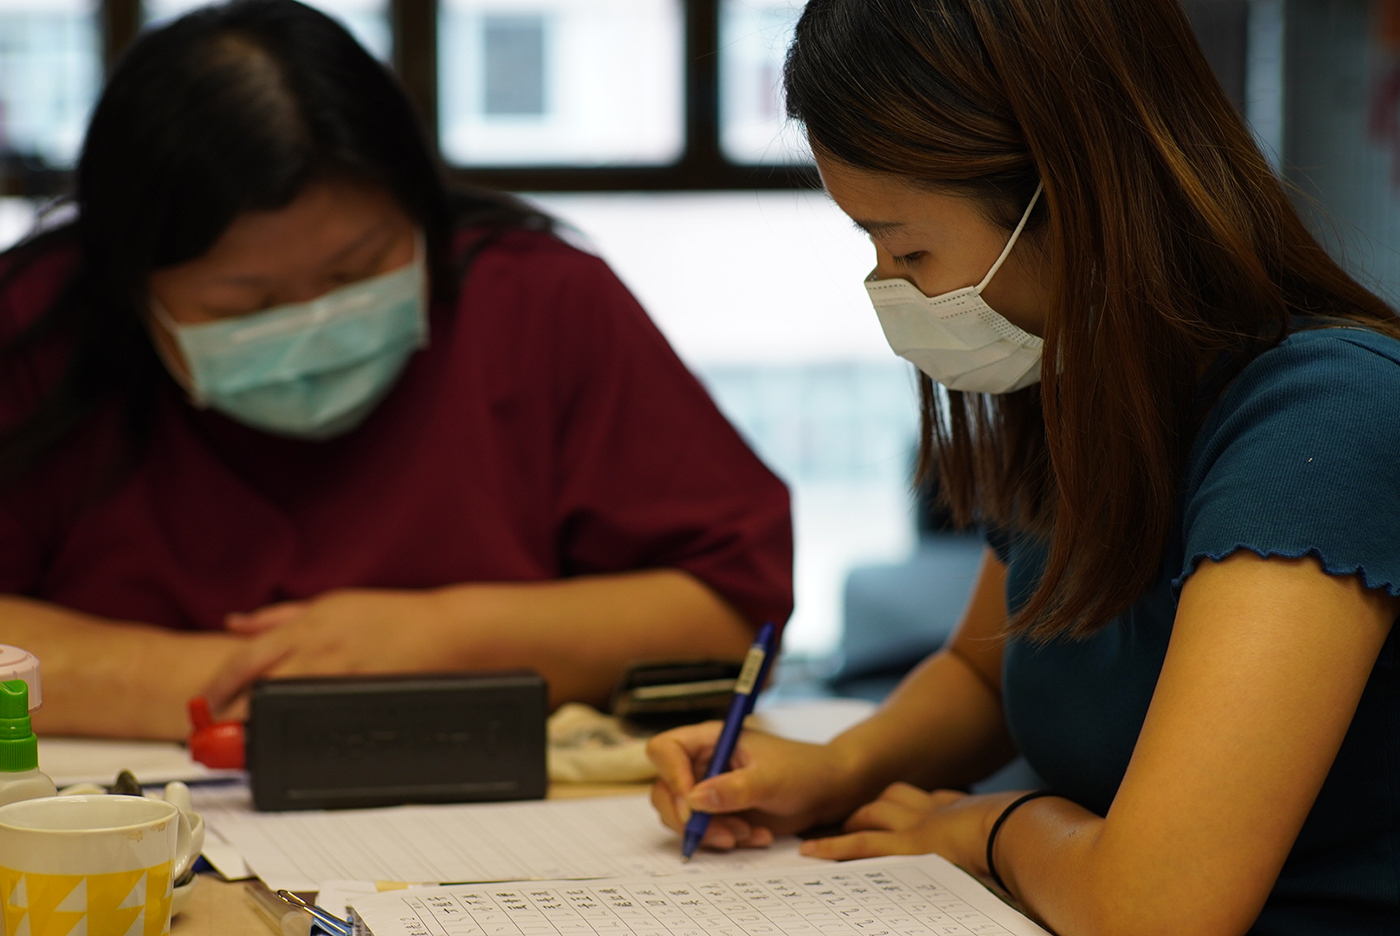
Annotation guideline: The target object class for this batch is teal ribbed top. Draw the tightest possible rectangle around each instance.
[994,326,1400,936]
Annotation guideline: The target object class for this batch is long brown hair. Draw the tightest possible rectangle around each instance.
[784,0,1400,640]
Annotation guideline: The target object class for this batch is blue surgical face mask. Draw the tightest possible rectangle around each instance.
[152,241,429,440]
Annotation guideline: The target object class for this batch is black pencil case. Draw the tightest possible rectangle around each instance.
[247,670,547,811]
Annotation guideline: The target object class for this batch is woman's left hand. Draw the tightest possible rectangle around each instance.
[800,782,1012,875]
[203,588,457,715]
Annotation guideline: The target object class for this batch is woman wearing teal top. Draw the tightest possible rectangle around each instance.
[647,1,1400,934]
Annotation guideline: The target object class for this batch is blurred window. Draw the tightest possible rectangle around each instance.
[529,192,915,656]
[0,197,37,249]
[143,0,391,61]
[719,0,810,165]
[438,0,685,167]
[483,16,546,116]
[0,0,101,169]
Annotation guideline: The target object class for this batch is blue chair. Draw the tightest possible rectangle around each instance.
[831,490,1045,793]
[832,531,985,701]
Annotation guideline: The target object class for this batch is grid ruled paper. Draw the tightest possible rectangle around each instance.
[346,855,1051,936]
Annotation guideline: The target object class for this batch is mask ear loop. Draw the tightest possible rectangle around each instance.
[149,298,181,334]
[412,229,430,350]
[975,182,1045,294]
[148,299,204,401]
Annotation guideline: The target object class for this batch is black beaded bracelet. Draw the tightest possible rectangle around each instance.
[985,790,1057,895]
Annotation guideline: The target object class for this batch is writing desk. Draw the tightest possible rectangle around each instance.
[168,701,878,934]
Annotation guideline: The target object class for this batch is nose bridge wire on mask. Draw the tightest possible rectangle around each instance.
[226,289,379,345]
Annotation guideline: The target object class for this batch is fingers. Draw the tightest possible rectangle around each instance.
[700,815,760,850]
[651,777,777,852]
[202,634,296,712]
[879,782,937,809]
[648,729,781,854]
[689,767,767,813]
[646,722,721,797]
[220,694,250,722]
[650,780,688,833]
[843,799,922,834]
[842,783,949,833]
[226,601,308,634]
[799,830,914,861]
[648,724,825,852]
[846,783,972,834]
[740,824,774,847]
[693,815,776,852]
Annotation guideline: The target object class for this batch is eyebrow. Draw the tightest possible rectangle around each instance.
[215,223,389,286]
[851,219,905,236]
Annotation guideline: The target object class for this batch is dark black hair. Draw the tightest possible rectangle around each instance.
[0,0,546,482]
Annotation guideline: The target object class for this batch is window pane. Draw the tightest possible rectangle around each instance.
[0,0,100,169]
[720,0,810,165]
[439,0,684,167]
[483,17,546,116]
[143,0,391,61]
[0,197,37,250]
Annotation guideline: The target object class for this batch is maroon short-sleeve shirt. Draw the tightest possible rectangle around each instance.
[0,228,793,632]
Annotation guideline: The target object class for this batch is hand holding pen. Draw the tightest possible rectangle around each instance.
[680,622,779,860]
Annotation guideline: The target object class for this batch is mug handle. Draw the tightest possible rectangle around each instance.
[163,781,204,883]
[172,806,198,883]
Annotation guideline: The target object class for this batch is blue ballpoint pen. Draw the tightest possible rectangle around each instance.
[277,889,353,936]
[681,621,778,860]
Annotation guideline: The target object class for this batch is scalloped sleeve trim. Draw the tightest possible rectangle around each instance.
[1173,543,1400,599]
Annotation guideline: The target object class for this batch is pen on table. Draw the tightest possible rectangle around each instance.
[681,621,778,861]
[244,880,312,936]
[278,889,354,936]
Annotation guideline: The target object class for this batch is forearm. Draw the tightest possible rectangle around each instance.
[0,595,243,740]
[430,570,755,708]
[825,649,1018,815]
[981,796,1123,935]
[819,548,1019,816]
[989,795,1248,936]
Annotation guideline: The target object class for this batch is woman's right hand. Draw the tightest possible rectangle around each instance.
[647,722,859,851]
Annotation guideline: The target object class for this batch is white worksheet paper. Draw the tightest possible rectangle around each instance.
[346,854,1051,936]
[196,791,825,892]
[38,737,242,787]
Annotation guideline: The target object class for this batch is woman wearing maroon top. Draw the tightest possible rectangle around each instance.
[0,0,792,740]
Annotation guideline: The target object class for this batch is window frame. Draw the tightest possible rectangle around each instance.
[88,0,816,193]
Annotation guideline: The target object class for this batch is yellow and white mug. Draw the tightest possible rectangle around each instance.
[0,795,197,936]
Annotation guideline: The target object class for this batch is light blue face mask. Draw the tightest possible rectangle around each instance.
[153,246,429,440]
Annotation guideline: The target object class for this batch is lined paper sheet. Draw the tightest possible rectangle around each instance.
[38,737,241,787]
[196,791,825,892]
[346,854,1052,936]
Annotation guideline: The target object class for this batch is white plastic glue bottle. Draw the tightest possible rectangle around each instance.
[0,645,58,807]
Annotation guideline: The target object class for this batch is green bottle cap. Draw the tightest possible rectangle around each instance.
[0,679,38,772]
